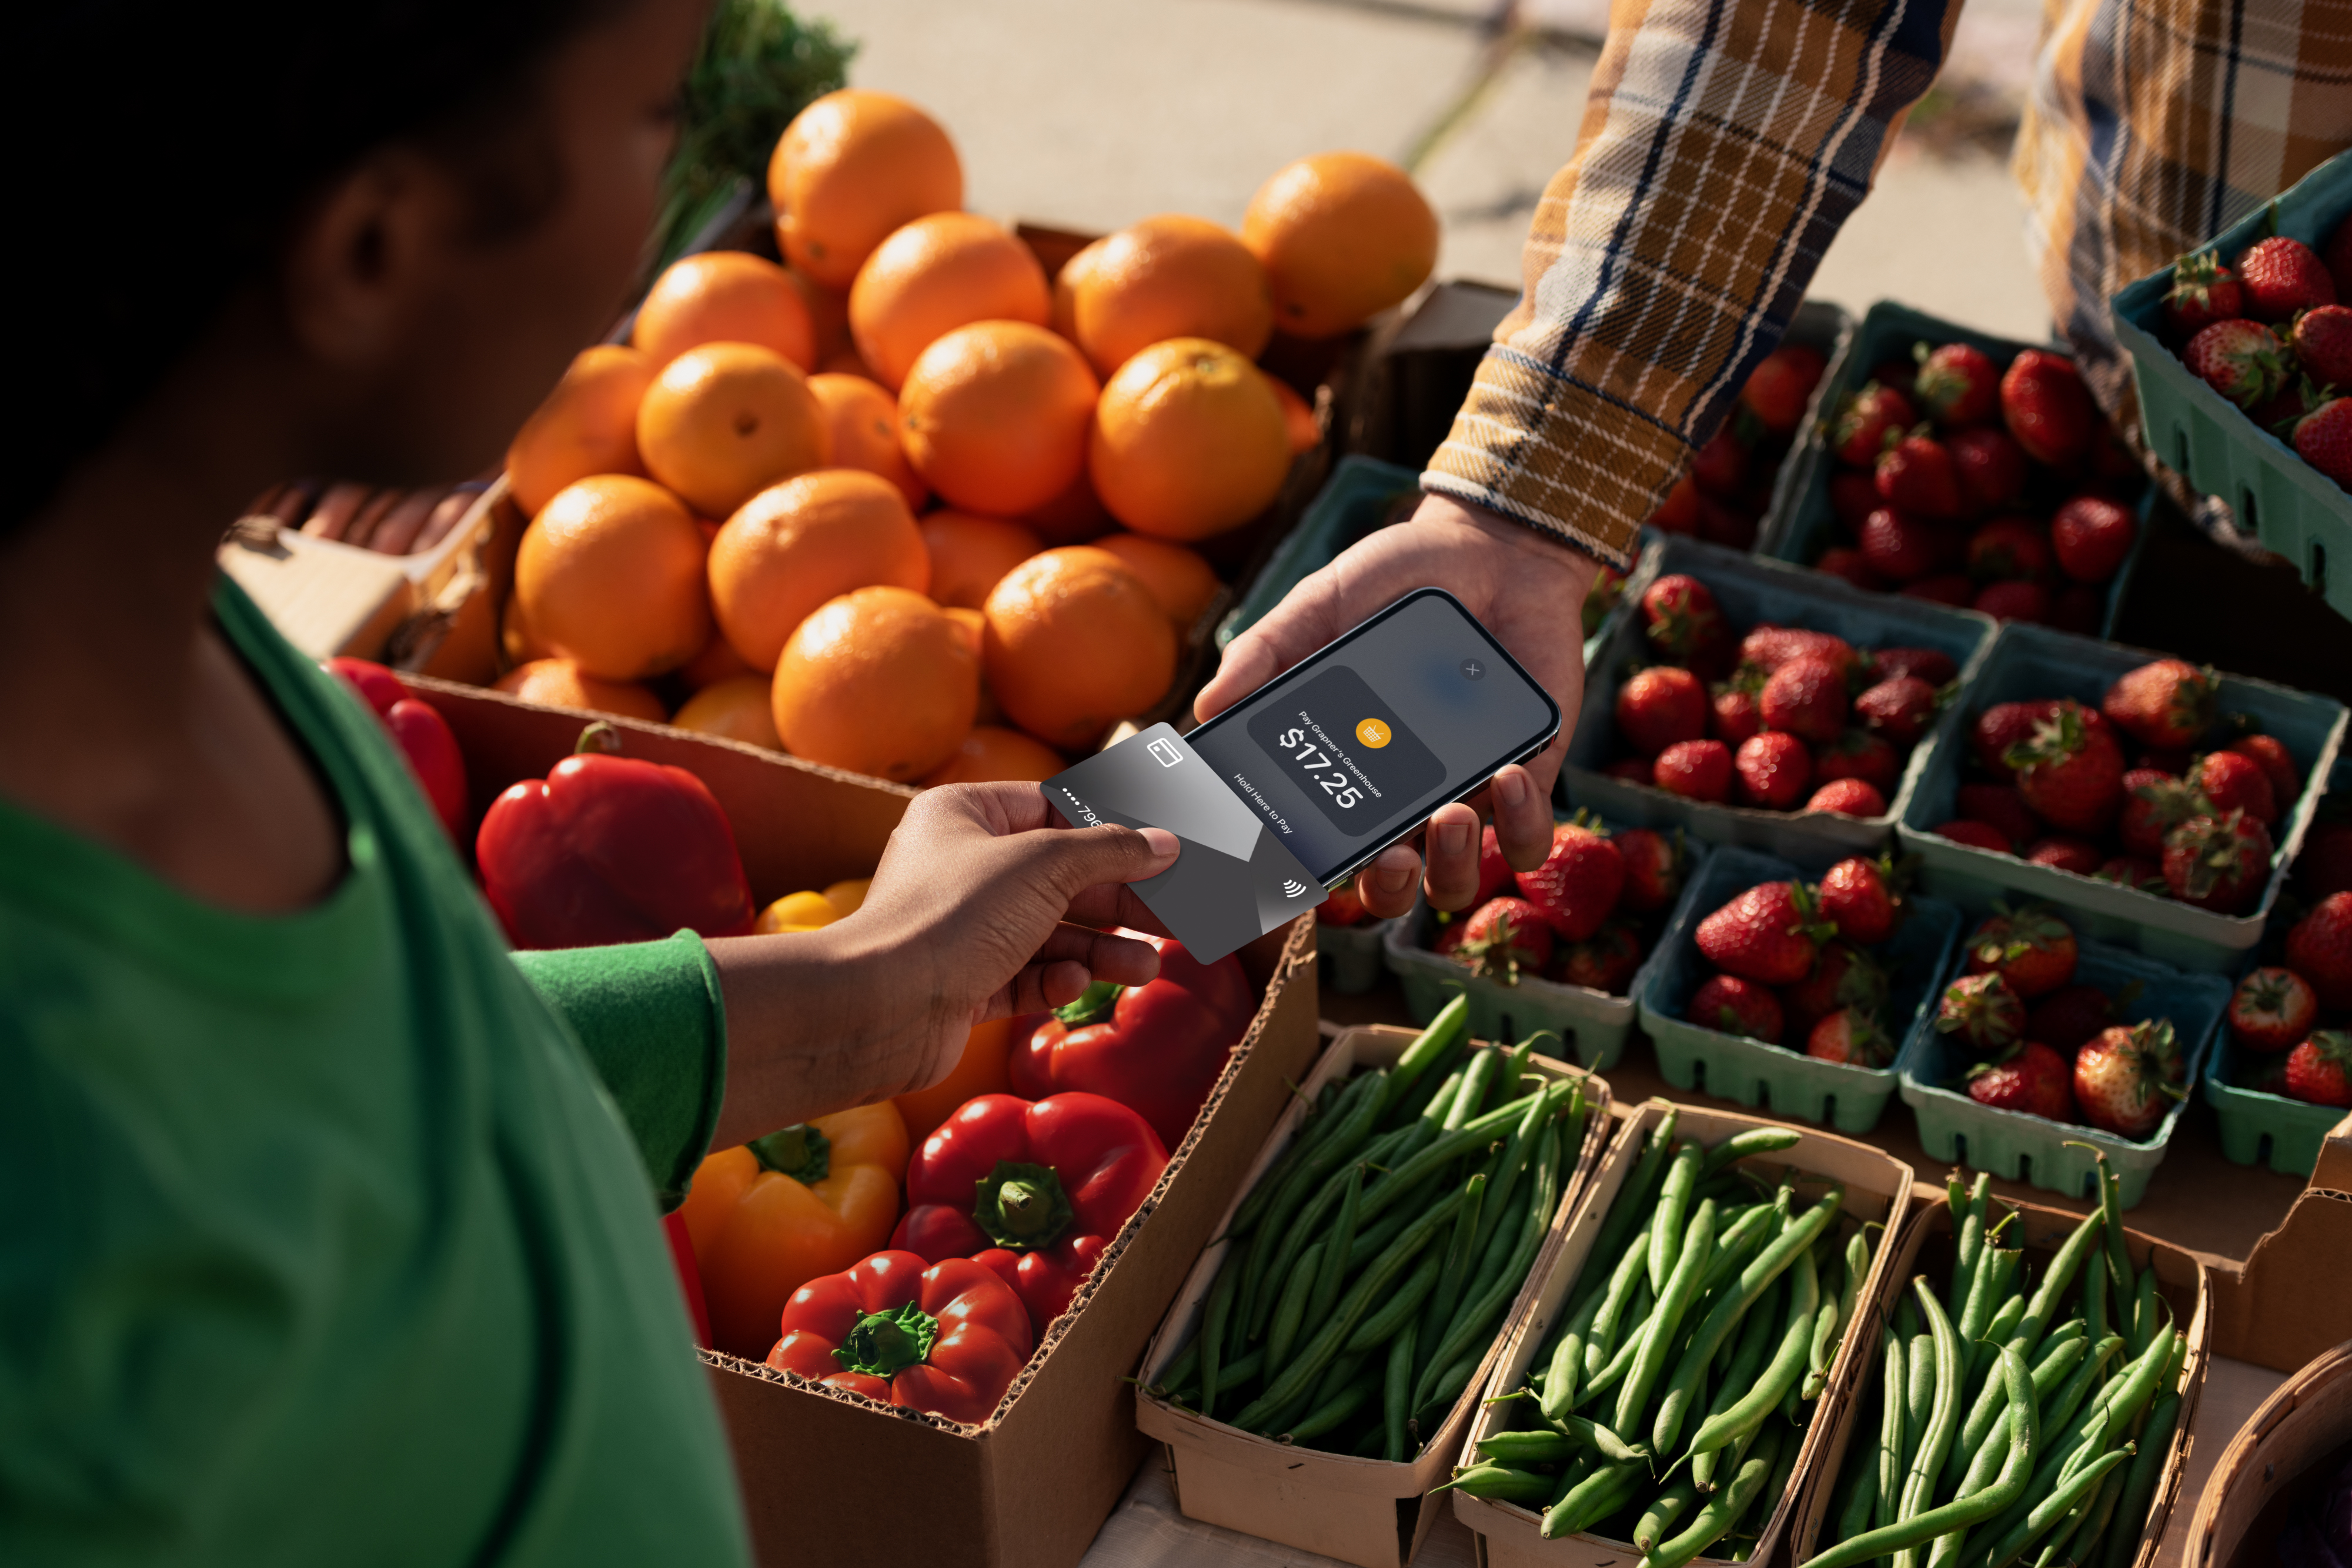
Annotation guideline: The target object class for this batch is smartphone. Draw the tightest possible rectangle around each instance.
[1041,588,1559,962]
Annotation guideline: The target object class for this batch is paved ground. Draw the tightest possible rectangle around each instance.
[808,0,2054,341]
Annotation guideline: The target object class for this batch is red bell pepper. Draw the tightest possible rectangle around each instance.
[475,721,755,950]
[324,657,468,836]
[1008,933,1254,1148]
[890,1092,1167,1335]
[766,1251,1031,1424]
[661,1211,711,1348]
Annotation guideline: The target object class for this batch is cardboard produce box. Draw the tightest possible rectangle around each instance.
[1132,1024,1615,1568]
[2182,1335,2352,1568]
[2207,1108,2352,1376]
[1451,1098,1913,1568]
[1788,1187,2211,1568]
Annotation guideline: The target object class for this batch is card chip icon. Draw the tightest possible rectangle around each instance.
[1147,737,1182,768]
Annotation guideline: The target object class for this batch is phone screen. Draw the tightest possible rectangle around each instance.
[1186,588,1559,885]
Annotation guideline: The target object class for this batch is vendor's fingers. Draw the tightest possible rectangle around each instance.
[1062,881,1172,937]
[1422,801,1485,911]
[1357,841,1422,919]
[1488,764,1553,872]
[1030,921,1162,988]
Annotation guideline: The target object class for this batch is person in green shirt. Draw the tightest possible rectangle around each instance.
[0,1,1182,1562]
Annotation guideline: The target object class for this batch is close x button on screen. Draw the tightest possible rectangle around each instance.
[1243,664,1444,835]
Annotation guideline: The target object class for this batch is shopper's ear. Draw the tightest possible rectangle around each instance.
[278,148,459,370]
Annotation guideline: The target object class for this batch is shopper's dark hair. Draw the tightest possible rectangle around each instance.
[2,0,637,537]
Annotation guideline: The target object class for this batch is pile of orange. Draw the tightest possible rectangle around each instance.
[495,88,1439,785]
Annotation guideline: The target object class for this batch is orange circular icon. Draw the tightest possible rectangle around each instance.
[1355,718,1392,748]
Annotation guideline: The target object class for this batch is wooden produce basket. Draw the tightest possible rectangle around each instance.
[2183,1338,2352,1568]
[1454,1098,1916,1567]
[1131,1024,1614,1568]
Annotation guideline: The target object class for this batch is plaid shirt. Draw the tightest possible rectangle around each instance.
[1426,0,2352,567]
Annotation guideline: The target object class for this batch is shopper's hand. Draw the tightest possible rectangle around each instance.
[1195,492,1600,917]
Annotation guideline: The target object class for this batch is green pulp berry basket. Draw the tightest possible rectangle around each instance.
[1381,823,1715,1071]
[1893,620,2347,973]
[1894,918,2231,1207]
[1636,844,1962,1133]
[1315,915,1391,995]
[2110,149,2352,616]
[1565,533,1999,861]
[2202,1031,2346,1176]
[1760,299,2152,638]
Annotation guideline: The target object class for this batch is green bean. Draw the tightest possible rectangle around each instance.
[1541,1283,1607,1423]
[1478,1428,1582,1464]
[1312,1345,1369,1407]
[1703,1126,1802,1176]
[1972,1445,2133,1568]
[1658,1187,1844,1456]
[1696,1202,1782,1297]
[1971,1295,2026,1386]
[1344,1185,1429,1272]
[1542,1457,1647,1539]
[2128,1265,2159,1358]
[1417,1125,1562,1407]
[1544,1411,1646,1463]
[2081,1248,2107,1346]
[1949,1174,1992,1325]
[2094,1390,2180,1568]
[1807,1229,1871,1399]
[1651,1423,1783,1568]
[1753,1414,1802,1533]
[1459,1142,1545,1318]
[1265,1239,1322,1377]
[1241,1070,1385,1329]
[1689,1275,1783,1467]
[1420,1348,1482,1417]
[1949,1329,2087,1493]
[1932,1407,2015,1565]
[1434,1462,1553,1501]
[1359,1082,1569,1227]
[1472,1084,1560,1272]
[1876,1329,1909,1533]
[1901,1332,1937,1483]
[1344,1249,1442,1354]
[1374,992,1470,1122]
[1314,1164,1366,1332]
[1382,1322,1416,1462]
[2083,1322,2178,1453]
[1198,1253,1237,1420]
[1976,1328,2154,1553]
[1897,1280,1965,1564]
[1619,1198,1718,1440]
[1956,1243,2016,1380]
[1651,1142,1705,1293]
[1586,1221,1655,1378]
[1172,1346,1265,1406]
[1446,1047,1502,1130]
[1582,1276,1655,1405]
[1415,1172,1486,1368]
[1836,1425,1881,1544]
[1251,1123,1418,1338]
[2039,1333,2124,1454]
[1636,1477,1700,1553]
[2053,1460,2129,1568]
[1588,1108,1681,1271]
[1690,1248,1819,1457]
[1285,1365,1378,1441]
[2016,1206,2104,1365]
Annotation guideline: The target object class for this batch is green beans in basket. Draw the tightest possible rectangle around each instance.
[1463,1121,1879,1564]
[1151,1007,1591,1461]
[1798,1148,2190,1568]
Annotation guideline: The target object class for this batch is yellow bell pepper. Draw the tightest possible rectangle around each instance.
[679,1101,911,1358]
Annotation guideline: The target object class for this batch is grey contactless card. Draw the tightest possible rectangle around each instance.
[1042,723,1327,964]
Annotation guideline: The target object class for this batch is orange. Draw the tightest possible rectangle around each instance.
[787,268,854,365]
[494,657,668,723]
[1088,339,1291,541]
[823,877,870,915]
[899,321,1098,516]
[1242,152,1439,339]
[1268,375,1319,454]
[500,594,548,666]
[983,547,1176,748]
[769,90,963,289]
[707,469,929,671]
[678,627,757,689]
[920,511,1041,610]
[514,475,711,680]
[808,372,927,510]
[893,1019,1013,1144]
[1093,532,1219,627]
[848,213,1052,390]
[770,586,978,781]
[632,250,817,370]
[921,724,1067,786]
[941,604,985,657]
[671,674,784,750]
[505,345,655,518]
[1055,215,1275,376]
[754,890,841,933]
[819,345,881,380]
[1023,468,1113,545]
[636,342,830,520]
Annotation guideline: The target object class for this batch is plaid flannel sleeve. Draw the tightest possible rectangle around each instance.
[1424,0,1963,567]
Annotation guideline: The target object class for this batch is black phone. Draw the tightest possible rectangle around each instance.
[1040,588,1559,962]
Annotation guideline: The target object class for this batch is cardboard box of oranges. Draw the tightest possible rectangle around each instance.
[382,88,1439,794]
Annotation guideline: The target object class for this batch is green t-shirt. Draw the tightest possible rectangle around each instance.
[0,581,751,1564]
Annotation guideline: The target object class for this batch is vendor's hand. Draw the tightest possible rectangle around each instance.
[1195,492,1600,918]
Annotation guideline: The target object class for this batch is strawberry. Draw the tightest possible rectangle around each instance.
[1855,675,1939,745]
[1760,657,1850,743]
[1689,418,1753,499]
[2191,748,2278,825]
[2074,1019,2186,1138]
[1807,1009,1893,1068]
[2163,250,2244,336]
[1739,626,1863,678]
[1604,757,1653,783]
[2250,373,2327,437]
[1965,902,2079,997]
[1948,426,2029,512]
[1317,880,1371,927]
[1616,665,1709,757]
[2283,1032,2352,1108]
[1698,500,1762,554]
[2001,349,2096,467]
[1956,782,2040,851]
[2284,892,2352,1008]
[2137,744,2194,777]
[1516,818,1625,941]
[1740,343,1827,435]
[1936,818,2012,852]
[1735,731,1813,810]
[1809,778,1886,816]
[2292,303,2352,387]
[2297,820,2352,900]
[2104,659,2217,750]
[2181,319,2288,408]
[2226,734,2301,804]
[1552,922,1645,994]
[1871,647,1959,687]
[2047,583,2105,635]
[1696,880,1837,986]
[1975,699,2060,777]
[2050,494,2138,584]
[1641,574,1728,667]
[1783,941,1891,1034]
[1473,824,1513,905]
[1967,1041,2078,1121]
[2229,966,2319,1054]
[1902,573,1976,607]
[2293,397,2352,489]
[1967,516,2053,582]
[1936,972,2024,1054]
[1830,382,1915,467]
[2007,700,2127,835]
[1650,473,1701,533]
[1871,357,1920,396]
[2028,982,2128,1053]
[1450,897,1554,984]
[2094,855,2165,891]
[1816,546,1883,591]
[1913,341,2002,426]
[1612,827,1684,914]
[1829,472,1883,536]
[1818,855,1900,944]
[2118,768,2194,858]
[2024,835,2104,875]
[1710,674,1765,747]
[1654,739,1733,802]
[1877,432,1964,517]
[1583,564,1626,639]
[1690,972,1785,1042]
[2160,810,2274,913]
[2237,235,2337,323]
[1973,579,2051,624]
[1815,728,1903,794]
[1431,917,1470,962]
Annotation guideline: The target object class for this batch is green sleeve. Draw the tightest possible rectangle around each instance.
[510,931,727,1211]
